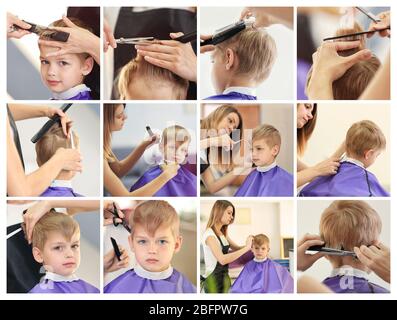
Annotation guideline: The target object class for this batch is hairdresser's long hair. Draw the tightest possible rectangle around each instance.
[103,104,125,163]
[206,200,236,237]
[297,103,317,156]
[200,105,243,172]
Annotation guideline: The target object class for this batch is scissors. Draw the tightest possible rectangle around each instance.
[110,202,131,233]
[116,30,197,45]
[307,245,357,257]
[10,20,70,42]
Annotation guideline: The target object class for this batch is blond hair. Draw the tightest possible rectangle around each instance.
[216,28,277,83]
[32,209,80,250]
[117,55,188,100]
[253,234,270,247]
[162,125,191,148]
[130,200,180,238]
[206,200,235,237]
[320,200,381,264]
[345,120,386,158]
[253,124,281,155]
[35,123,79,167]
[306,22,380,100]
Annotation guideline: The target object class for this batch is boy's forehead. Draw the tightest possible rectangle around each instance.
[252,138,268,147]
[39,45,75,59]
[133,223,174,238]
[45,230,80,244]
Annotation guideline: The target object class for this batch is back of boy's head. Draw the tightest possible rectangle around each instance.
[32,209,80,251]
[117,55,189,99]
[320,201,381,263]
[253,124,281,150]
[35,123,79,167]
[345,120,386,158]
[253,234,270,247]
[216,28,277,83]
[161,125,191,148]
[130,200,180,238]
[306,22,380,99]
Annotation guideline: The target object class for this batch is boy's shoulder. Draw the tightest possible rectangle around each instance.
[205,92,257,100]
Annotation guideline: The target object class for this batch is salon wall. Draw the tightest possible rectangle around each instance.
[200,7,294,100]
[299,103,391,192]
[14,104,100,196]
[297,200,390,290]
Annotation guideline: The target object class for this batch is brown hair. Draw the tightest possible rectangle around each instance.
[253,234,270,247]
[253,124,281,155]
[103,103,124,163]
[215,27,277,83]
[297,103,317,156]
[35,123,79,167]
[206,200,235,237]
[345,120,386,158]
[130,200,180,238]
[32,209,80,250]
[117,55,189,100]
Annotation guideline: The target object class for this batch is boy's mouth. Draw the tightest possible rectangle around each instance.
[47,80,61,86]
[62,262,76,268]
[145,258,159,264]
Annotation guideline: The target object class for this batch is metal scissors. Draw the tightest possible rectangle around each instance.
[307,245,357,257]
[115,37,155,45]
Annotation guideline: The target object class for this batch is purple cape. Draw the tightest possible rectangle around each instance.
[29,279,99,293]
[234,166,294,197]
[104,269,196,293]
[230,259,294,293]
[51,90,92,100]
[40,187,83,197]
[299,162,389,197]
[323,276,389,293]
[130,165,196,196]
[205,92,257,100]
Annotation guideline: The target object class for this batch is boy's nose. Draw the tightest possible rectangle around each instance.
[148,243,157,253]
[47,64,57,76]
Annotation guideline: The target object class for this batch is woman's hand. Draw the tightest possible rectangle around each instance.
[367,11,390,38]
[209,134,237,151]
[104,246,130,274]
[200,34,215,54]
[23,201,52,244]
[38,15,100,64]
[313,157,341,176]
[103,201,124,226]
[136,32,197,82]
[140,133,161,149]
[245,235,254,249]
[160,163,179,180]
[46,107,72,137]
[7,12,31,39]
[103,18,117,52]
[240,7,293,29]
[55,148,83,172]
[297,234,325,271]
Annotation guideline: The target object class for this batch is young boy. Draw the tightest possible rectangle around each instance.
[319,200,389,293]
[117,55,189,100]
[39,18,94,100]
[36,123,83,197]
[130,125,196,196]
[104,200,196,293]
[235,124,293,196]
[206,27,276,100]
[230,234,293,293]
[299,120,389,197]
[29,210,99,293]
[306,22,380,100]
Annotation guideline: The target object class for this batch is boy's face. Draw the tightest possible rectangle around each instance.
[161,140,189,164]
[217,112,240,136]
[210,49,229,94]
[251,138,278,167]
[362,148,382,168]
[33,231,81,276]
[252,243,270,260]
[129,224,182,272]
[39,45,92,93]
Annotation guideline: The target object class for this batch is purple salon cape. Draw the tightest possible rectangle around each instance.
[323,276,389,293]
[205,92,257,100]
[40,187,83,197]
[299,162,389,197]
[51,90,92,100]
[29,279,99,293]
[234,166,294,197]
[130,165,196,196]
[230,259,293,293]
[104,269,196,293]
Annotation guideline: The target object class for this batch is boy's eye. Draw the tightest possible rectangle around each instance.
[137,240,146,245]
[59,61,69,66]
[53,246,62,251]
[40,60,49,65]
[158,240,168,245]
[72,244,80,249]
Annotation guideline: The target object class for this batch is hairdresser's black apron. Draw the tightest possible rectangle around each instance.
[201,233,231,293]
[113,7,197,99]
[7,223,42,293]
[7,106,24,170]
[67,7,100,99]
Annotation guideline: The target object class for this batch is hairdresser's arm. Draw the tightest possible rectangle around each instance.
[23,200,99,244]
[206,236,252,266]
[331,141,346,159]
[38,16,100,65]
[201,166,246,194]
[7,121,82,197]
[240,7,293,29]
[104,247,130,274]
[200,134,236,151]
[360,52,390,100]
[297,157,340,188]
[227,236,246,251]
[297,234,325,272]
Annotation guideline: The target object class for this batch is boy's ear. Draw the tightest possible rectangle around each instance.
[225,48,236,70]
[271,145,280,157]
[364,149,374,160]
[32,247,44,264]
[128,234,135,253]
[81,56,94,76]
[174,235,183,253]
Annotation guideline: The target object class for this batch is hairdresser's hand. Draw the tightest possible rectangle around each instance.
[46,107,72,138]
[141,133,161,149]
[210,134,236,151]
[307,41,372,99]
[314,157,340,177]
[160,163,179,180]
[23,201,52,244]
[38,15,100,65]
[297,234,326,271]
[7,12,31,39]
[367,11,390,38]
[245,235,254,249]
[104,246,130,274]
[103,201,124,226]
[135,32,197,82]
[103,19,116,52]
[240,7,293,29]
[200,34,215,54]
[55,148,83,173]
[354,242,390,283]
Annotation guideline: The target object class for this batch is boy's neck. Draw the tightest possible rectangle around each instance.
[344,154,367,168]
[224,77,257,91]
[331,257,369,273]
